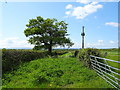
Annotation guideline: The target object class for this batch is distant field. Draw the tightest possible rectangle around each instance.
[100,49,119,69]
[101,50,119,61]
[99,49,120,88]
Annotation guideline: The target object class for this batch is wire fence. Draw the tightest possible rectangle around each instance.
[90,55,120,89]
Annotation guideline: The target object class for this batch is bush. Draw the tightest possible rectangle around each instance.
[74,50,79,57]
[77,48,104,69]
[2,49,49,74]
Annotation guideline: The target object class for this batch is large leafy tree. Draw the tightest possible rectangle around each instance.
[24,16,74,53]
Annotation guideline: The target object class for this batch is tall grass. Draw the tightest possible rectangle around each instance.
[2,56,112,88]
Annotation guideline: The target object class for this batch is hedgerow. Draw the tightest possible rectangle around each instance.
[77,48,105,68]
[2,49,70,74]
[2,49,49,74]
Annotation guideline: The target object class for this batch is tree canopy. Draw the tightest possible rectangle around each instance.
[24,16,74,53]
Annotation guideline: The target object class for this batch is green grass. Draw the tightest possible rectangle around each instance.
[100,49,120,88]
[106,51,119,61]
[101,49,119,61]
[59,52,73,57]
[100,50,119,69]
[2,53,112,88]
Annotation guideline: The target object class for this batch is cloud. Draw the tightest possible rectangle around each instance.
[66,4,73,9]
[102,0,119,1]
[109,40,115,44]
[1,0,119,2]
[86,42,104,48]
[0,37,34,49]
[98,40,104,43]
[65,11,71,15]
[105,22,120,27]
[65,2,103,19]
[65,4,73,9]
[71,42,80,48]
[76,0,119,4]
[86,40,118,48]
[76,0,91,4]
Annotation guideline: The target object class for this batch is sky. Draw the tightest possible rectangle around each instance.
[0,0,119,49]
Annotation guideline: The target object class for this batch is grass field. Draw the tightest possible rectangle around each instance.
[105,52,118,61]
[100,49,119,69]
[98,49,120,88]
[2,52,112,88]
[100,49,119,61]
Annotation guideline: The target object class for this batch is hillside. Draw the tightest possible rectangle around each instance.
[2,53,112,88]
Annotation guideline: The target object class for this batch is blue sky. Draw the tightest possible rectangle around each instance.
[0,1,119,49]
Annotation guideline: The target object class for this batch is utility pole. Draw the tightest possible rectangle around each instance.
[81,26,85,49]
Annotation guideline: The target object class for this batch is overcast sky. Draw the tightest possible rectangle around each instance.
[0,0,119,49]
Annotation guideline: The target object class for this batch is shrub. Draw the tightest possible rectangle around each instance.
[77,48,104,69]
[74,50,79,57]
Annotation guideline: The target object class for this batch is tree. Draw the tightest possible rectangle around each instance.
[24,16,74,53]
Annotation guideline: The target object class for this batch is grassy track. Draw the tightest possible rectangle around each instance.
[2,53,112,88]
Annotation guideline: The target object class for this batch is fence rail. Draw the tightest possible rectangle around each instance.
[90,55,120,89]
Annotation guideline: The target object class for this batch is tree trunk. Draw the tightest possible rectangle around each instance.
[48,45,52,54]
[48,40,52,54]
[48,32,52,54]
